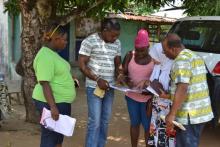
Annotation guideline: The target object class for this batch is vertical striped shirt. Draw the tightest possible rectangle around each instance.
[170,49,213,125]
[79,33,121,88]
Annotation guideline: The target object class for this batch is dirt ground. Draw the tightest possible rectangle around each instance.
[0,87,220,147]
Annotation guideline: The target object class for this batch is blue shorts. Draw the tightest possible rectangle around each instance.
[125,96,151,131]
[33,99,71,147]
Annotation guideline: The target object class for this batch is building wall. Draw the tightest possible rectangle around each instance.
[69,20,76,64]
[8,14,22,80]
[69,20,84,80]
[11,15,21,63]
[0,0,22,80]
[118,20,147,59]
[0,0,9,75]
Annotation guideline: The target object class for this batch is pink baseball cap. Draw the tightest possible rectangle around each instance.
[134,29,149,49]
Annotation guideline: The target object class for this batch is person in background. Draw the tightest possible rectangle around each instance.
[32,23,77,147]
[162,33,213,147]
[147,42,174,147]
[121,29,154,147]
[78,18,121,147]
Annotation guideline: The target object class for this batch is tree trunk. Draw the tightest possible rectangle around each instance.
[20,1,47,123]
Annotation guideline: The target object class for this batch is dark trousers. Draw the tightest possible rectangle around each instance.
[33,99,71,147]
[176,122,205,147]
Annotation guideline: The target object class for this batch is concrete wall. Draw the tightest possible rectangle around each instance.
[8,14,22,80]
[0,0,9,75]
[0,0,21,80]
[12,15,21,63]
[69,20,84,81]
[118,20,147,59]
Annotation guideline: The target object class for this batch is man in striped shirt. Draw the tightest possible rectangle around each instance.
[162,33,213,147]
[79,18,121,147]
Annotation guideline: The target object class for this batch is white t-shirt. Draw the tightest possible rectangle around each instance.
[149,43,173,91]
[79,33,121,88]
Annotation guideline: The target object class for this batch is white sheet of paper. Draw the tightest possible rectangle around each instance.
[110,84,142,93]
[146,86,159,97]
[40,108,76,137]
[160,115,186,131]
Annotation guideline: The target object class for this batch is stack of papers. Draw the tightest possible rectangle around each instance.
[40,107,76,136]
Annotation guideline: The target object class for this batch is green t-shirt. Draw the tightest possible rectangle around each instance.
[32,47,76,103]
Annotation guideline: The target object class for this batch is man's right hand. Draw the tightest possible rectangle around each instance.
[97,78,109,90]
[50,106,59,121]
[165,112,175,132]
[159,89,170,99]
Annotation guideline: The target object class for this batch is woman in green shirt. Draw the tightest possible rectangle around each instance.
[32,23,76,147]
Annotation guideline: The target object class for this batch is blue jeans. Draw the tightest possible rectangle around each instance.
[33,99,71,147]
[176,122,205,147]
[85,87,114,147]
[125,96,151,131]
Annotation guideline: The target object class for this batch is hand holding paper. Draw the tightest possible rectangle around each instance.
[150,79,164,95]
[40,107,76,136]
[160,115,186,131]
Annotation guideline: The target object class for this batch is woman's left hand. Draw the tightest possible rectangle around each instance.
[136,80,150,89]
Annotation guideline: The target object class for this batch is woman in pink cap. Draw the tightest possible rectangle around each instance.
[120,29,154,147]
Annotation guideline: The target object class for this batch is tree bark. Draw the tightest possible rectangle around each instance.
[20,1,47,123]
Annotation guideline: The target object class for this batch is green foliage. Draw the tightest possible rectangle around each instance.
[4,0,174,18]
[56,0,130,17]
[216,0,220,15]
[126,2,159,15]
[4,0,20,16]
[182,0,220,16]
[55,0,176,17]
